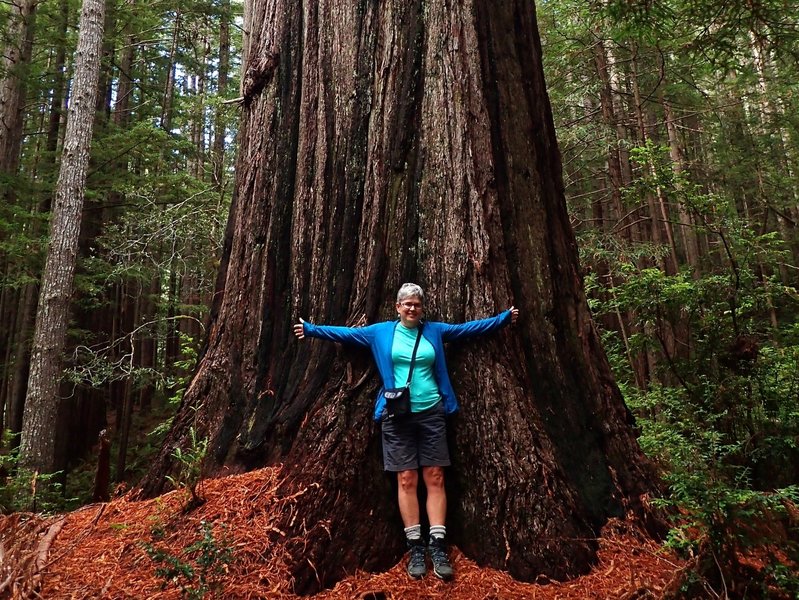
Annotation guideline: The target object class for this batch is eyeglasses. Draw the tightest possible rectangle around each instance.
[399,301,423,310]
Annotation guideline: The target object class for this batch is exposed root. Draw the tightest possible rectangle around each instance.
[0,513,64,599]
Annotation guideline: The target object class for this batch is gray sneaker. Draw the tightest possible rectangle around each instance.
[406,539,427,579]
[428,536,454,581]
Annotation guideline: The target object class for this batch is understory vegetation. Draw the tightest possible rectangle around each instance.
[539,1,799,593]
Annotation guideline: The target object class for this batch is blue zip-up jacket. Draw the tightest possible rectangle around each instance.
[303,310,513,420]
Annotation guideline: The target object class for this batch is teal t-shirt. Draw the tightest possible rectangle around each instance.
[391,323,441,412]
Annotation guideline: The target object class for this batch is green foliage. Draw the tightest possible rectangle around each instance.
[0,432,76,514]
[166,332,202,406]
[629,379,799,594]
[143,520,233,599]
[167,426,209,508]
[64,325,201,399]
[597,252,799,593]
[573,127,799,591]
[142,331,202,462]
[61,329,203,504]
[0,0,242,514]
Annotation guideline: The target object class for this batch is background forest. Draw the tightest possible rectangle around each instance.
[1,0,797,595]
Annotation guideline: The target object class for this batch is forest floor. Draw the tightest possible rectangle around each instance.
[1,466,686,599]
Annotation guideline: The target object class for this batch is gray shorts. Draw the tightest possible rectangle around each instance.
[381,400,450,472]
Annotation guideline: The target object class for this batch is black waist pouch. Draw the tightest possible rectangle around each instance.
[384,387,411,418]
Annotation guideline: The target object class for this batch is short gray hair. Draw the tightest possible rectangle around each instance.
[396,283,424,303]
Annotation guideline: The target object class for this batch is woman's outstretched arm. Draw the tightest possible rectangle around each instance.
[293,318,374,347]
[438,306,519,342]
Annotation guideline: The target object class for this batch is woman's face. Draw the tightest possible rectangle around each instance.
[396,295,423,328]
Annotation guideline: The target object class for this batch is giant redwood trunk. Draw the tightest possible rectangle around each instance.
[140,0,660,593]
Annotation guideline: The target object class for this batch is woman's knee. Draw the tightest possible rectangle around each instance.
[397,469,418,492]
[422,466,445,489]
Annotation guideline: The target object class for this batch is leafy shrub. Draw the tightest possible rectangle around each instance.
[0,431,75,515]
[143,519,233,599]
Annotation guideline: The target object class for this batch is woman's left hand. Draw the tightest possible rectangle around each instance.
[509,306,520,324]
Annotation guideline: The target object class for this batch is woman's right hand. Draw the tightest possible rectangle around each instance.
[293,318,306,339]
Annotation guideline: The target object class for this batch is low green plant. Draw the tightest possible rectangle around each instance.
[142,520,233,599]
[167,426,208,509]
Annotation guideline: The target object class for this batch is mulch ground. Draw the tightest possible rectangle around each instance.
[1,466,684,599]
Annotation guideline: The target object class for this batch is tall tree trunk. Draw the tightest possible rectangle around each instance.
[7,283,37,439]
[55,0,114,469]
[113,1,136,129]
[158,13,183,385]
[18,0,106,473]
[106,2,138,425]
[111,280,134,432]
[0,282,19,433]
[137,276,159,413]
[749,29,799,275]
[0,0,37,179]
[115,296,139,480]
[94,0,115,124]
[629,53,679,275]
[590,38,652,387]
[212,0,230,191]
[45,0,71,161]
[190,35,208,180]
[592,36,629,239]
[6,0,71,447]
[0,0,37,419]
[662,93,701,272]
[140,0,660,593]
[160,10,181,131]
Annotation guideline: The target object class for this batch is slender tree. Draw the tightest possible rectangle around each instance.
[140,0,660,593]
[0,0,38,431]
[212,0,230,191]
[5,0,71,444]
[0,0,37,179]
[18,0,106,473]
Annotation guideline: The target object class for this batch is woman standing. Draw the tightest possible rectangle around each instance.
[294,283,519,581]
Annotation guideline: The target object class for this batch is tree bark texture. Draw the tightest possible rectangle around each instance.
[4,0,69,449]
[591,36,630,240]
[141,0,659,592]
[18,0,106,473]
[7,282,37,438]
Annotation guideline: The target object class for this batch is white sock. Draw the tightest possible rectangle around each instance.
[429,524,446,540]
[404,524,422,541]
